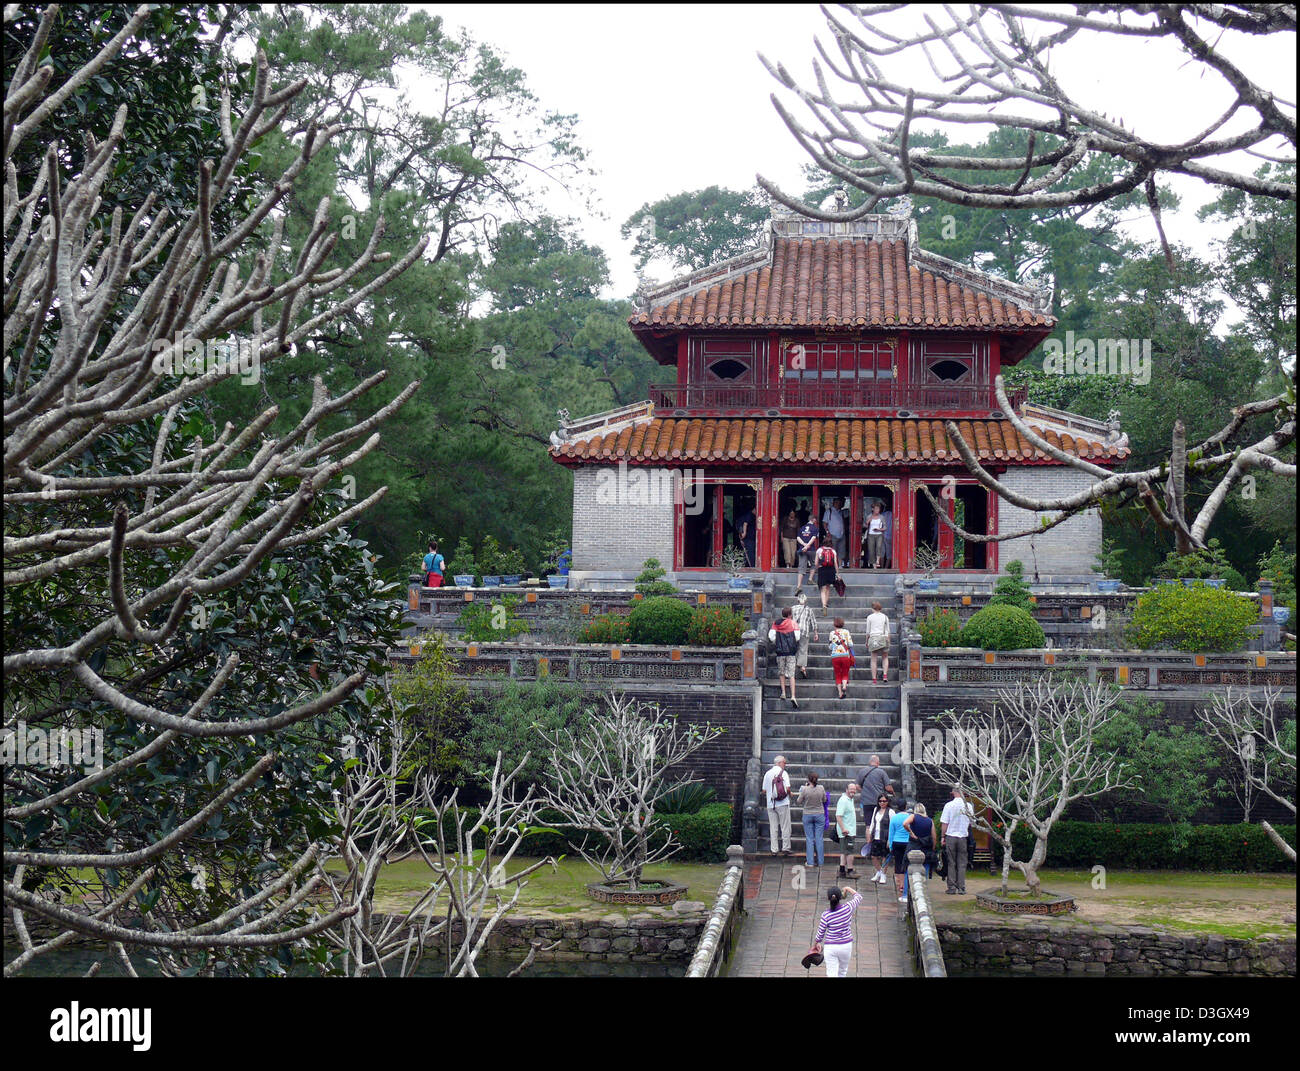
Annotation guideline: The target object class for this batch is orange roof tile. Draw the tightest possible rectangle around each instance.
[631,237,1053,331]
[552,416,1125,467]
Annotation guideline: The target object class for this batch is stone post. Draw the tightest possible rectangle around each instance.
[907,849,947,977]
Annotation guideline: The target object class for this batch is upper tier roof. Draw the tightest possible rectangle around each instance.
[629,209,1055,337]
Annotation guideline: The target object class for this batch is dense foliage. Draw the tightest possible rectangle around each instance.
[686,606,748,647]
[988,560,1034,613]
[918,608,965,648]
[628,596,695,646]
[960,605,1046,651]
[1129,585,1259,652]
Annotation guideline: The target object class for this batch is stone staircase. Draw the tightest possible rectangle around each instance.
[757,573,903,857]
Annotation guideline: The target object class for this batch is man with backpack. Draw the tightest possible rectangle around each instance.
[768,606,802,708]
[763,756,793,856]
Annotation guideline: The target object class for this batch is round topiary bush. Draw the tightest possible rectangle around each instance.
[960,604,1045,651]
[1130,583,1259,652]
[628,596,693,645]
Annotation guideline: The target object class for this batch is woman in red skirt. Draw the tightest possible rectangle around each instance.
[828,616,855,700]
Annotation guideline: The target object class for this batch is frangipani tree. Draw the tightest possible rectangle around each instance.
[914,678,1132,896]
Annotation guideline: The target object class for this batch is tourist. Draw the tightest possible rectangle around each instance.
[768,606,801,708]
[829,616,854,699]
[815,536,840,612]
[856,754,889,805]
[864,600,891,684]
[866,792,894,884]
[888,797,913,902]
[791,592,819,680]
[940,785,975,895]
[904,802,936,887]
[795,514,820,590]
[823,496,847,563]
[422,540,444,588]
[763,756,793,856]
[866,501,887,568]
[736,500,757,568]
[781,508,800,569]
[798,772,828,868]
[811,885,863,978]
[835,781,860,878]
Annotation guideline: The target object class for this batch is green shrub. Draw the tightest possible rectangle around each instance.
[1129,584,1258,652]
[455,595,528,643]
[655,781,717,815]
[960,604,1045,650]
[686,606,748,647]
[650,803,733,862]
[449,536,480,584]
[988,559,1034,612]
[477,534,526,577]
[1221,566,1249,592]
[462,678,590,788]
[628,596,693,645]
[635,557,677,596]
[994,821,1296,873]
[577,613,630,645]
[1153,538,1232,581]
[918,607,964,647]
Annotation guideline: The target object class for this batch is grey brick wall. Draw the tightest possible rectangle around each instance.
[996,467,1102,575]
[571,466,676,572]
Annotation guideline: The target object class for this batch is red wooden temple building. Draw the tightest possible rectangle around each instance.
[550,205,1129,581]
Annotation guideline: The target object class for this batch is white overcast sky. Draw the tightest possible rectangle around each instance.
[421,4,1295,303]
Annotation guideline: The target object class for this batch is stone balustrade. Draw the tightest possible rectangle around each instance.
[905,647,1295,690]
[906,849,947,978]
[686,846,746,978]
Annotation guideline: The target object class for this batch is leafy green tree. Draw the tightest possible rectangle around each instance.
[622,185,769,276]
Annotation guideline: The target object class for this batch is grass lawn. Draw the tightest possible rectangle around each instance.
[931,868,1297,940]
[340,855,730,918]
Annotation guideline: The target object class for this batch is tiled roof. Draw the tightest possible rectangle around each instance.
[630,236,1054,330]
[551,416,1126,466]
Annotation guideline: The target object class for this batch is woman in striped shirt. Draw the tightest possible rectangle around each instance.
[812,886,862,977]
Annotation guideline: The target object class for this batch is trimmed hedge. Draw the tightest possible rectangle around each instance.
[628,596,693,645]
[1130,584,1258,652]
[577,612,630,644]
[435,803,735,864]
[990,820,1296,873]
[961,603,1045,650]
[686,606,748,647]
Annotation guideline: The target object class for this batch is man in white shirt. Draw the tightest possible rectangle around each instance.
[763,756,792,856]
[939,785,975,895]
[822,497,847,563]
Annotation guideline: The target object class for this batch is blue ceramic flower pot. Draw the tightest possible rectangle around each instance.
[917,578,940,592]
[454,574,475,587]
[1095,579,1122,593]
[1273,606,1291,626]
[547,575,568,589]
[482,576,501,587]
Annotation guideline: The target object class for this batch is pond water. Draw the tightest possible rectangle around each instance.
[5,946,684,978]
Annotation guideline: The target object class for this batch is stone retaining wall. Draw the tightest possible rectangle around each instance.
[422,913,707,964]
[939,918,1296,977]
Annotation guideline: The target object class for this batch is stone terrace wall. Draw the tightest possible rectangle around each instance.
[421,913,706,964]
[939,918,1296,977]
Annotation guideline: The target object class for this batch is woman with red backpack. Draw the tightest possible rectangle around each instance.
[814,535,840,612]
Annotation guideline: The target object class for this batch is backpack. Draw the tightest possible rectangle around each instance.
[774,627,798,655]
[772,770,788,802]
[816,547,835,567]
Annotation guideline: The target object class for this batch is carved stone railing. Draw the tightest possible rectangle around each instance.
[686,846,746,978]
[906,849,946,978]
[404,582,767,643]
[390,638,760,686]
[906,647,1295,690]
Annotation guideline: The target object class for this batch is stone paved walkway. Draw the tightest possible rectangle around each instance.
[729,860,914,978]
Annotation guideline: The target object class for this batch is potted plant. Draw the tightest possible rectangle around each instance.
[1092,542,1124,593]
[719,544,749,589]
[913,543,941,591]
